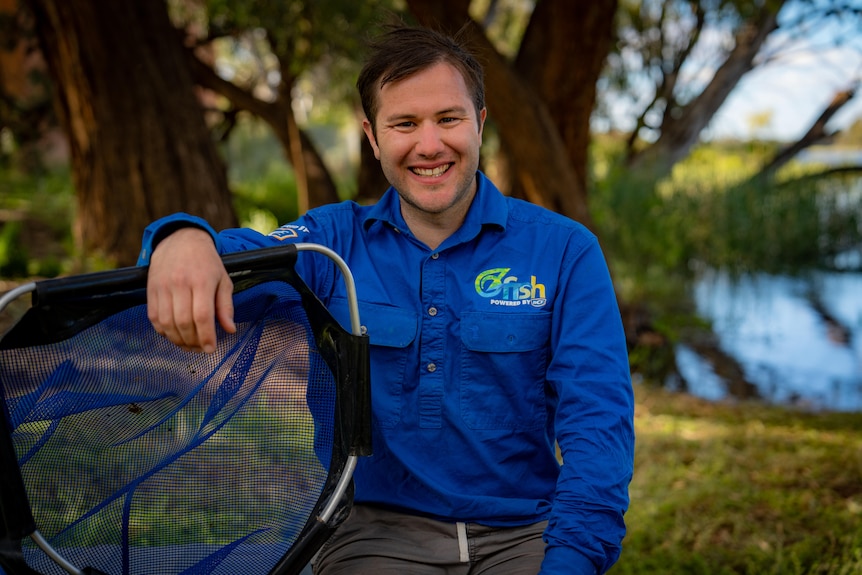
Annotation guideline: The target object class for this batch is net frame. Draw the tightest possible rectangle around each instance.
[0,244,371,575]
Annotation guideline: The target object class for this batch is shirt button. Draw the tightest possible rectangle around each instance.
[431,253,439,259]
[428,307,438,316]
[427,363,437,373]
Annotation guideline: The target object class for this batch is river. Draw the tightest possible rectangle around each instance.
[677,267,862,411]
[673,147,862,412]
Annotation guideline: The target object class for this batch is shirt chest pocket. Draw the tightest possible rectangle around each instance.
[329,298,417,429]
[460,311,551,430]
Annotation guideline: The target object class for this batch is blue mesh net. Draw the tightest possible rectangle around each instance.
[0,281,338,575]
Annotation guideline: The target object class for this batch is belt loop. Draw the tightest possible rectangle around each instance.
[456,522,469,563]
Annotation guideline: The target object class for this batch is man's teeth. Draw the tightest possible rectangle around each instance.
[412,165,450,177]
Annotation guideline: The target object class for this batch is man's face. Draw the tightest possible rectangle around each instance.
[363,62,486,226]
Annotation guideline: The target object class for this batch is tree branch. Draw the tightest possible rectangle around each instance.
[629,0,786,178]
[756,86,857,178]
[185,47,283,125]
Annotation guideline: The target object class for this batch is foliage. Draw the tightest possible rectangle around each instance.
[593,136,861,389]
[603,0,862,146]
[221,115,364,230]
[593,136,862,292]
[613,384,862,574]
[0,3,57,174]
[0,220,28,277]
[602,0,750,139]
[220,117,299,230]
[0,118,308,276]
[0,166,73,278]
[201,0,389,74]
[173,0,397,122]
[834,117,862,147]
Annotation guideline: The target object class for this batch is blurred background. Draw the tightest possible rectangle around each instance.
[1,0,861,572]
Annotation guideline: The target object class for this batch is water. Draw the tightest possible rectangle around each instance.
[796,148,862,167]
[677,268,862,411]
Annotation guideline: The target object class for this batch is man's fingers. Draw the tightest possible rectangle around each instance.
[151,284,201,350]
[215,275,236,337]
[191,284,220,354]
[146,227,229,353]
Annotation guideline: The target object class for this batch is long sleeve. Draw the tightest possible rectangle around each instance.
[540,235,635,574]
[137,212,298,264]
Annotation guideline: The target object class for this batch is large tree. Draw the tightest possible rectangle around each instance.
[19,0,862,267]
[174,0,391,212]
[172,0,616,227]
[617,0,786,180]
[27,0,237,266]
[607,0,861,181]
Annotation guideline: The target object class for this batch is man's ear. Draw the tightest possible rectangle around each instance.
[362,119,381,160]
[478,107,487,140]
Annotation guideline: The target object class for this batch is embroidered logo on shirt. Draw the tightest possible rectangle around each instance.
[268,224,309,240]
[474,268,547,308]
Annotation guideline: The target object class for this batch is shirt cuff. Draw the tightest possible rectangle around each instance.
[540,545,598,575]
[137,212,218,265]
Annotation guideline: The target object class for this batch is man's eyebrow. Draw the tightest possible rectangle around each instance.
[383,106,470,124]
[436,106,470,116]
[383,113,418,124]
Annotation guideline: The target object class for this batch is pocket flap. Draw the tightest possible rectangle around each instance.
[461,311,550,352]
[329,298,418,348]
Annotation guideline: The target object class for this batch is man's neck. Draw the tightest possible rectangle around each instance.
[401,201,471,251]
[401,211,459,251]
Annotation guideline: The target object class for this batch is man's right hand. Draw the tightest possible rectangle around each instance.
[146,227,236,353]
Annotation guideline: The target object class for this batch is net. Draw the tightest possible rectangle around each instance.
[0,247,370,575]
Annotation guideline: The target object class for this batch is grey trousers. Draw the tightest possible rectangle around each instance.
[312,504,548,575]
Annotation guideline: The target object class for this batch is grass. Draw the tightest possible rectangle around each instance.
[612,384,862,574]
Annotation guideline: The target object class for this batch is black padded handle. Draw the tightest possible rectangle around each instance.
[32,244,299,306]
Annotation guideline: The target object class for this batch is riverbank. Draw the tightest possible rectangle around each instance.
[611,384,862,574]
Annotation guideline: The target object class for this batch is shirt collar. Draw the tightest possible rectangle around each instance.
[362,171,508,236]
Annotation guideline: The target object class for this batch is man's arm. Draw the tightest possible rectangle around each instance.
[540,234,635,574]
[146,227,235,353]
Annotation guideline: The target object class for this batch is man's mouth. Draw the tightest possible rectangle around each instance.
[411,164,452,177]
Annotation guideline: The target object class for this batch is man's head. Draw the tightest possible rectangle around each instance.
[357,25,485,135]
[356,24,488,246]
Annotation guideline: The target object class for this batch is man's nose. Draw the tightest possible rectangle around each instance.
[415,123,445,156]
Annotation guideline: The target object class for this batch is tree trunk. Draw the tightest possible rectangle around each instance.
[515,0,617,218]
[28,0,236,267]
[297,123,341,209]
[405,0,593,228]
[356,126,391,204]
[0,0,63,171]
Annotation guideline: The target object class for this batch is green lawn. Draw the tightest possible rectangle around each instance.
[611,385,862,575]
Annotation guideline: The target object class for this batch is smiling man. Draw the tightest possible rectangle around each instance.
[360,57,486,249]
[139,24,634,575]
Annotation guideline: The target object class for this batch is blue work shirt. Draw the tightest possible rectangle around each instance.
[139,172,635,574]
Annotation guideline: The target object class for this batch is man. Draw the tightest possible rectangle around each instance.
[140,25,634,575]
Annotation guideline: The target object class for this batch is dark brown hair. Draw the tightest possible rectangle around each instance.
[356,24,485,133]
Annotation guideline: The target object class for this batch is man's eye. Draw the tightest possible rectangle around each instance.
[396,121,416,128]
